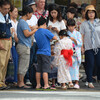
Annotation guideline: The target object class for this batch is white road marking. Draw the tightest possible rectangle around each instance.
[0,91,100,100]
[0,91,100,95]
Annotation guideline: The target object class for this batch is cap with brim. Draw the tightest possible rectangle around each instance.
[85,5,96,13]
[28,2,35,6]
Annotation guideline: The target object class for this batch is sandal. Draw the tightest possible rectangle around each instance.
[17,85,31,89]
[61,86,67,90]
[88,83,94,88]
[43,87,56,91]
[51,84,55,88]
[36,87,43,90]
[68,83,74,89]
[74,84,80,89]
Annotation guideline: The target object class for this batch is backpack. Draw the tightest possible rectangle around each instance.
[29,63,44,88]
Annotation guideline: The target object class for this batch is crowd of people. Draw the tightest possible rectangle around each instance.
[0,0,100,90]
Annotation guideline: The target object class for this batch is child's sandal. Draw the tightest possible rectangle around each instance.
[68,83,74,89]
[61,86,67,90]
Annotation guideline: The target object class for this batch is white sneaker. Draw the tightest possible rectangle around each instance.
[85,82,88,86]
[74,84,80,89]
[25,80,32,85]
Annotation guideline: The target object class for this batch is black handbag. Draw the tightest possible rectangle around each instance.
[0,31,6,38]
[6,58,14,82]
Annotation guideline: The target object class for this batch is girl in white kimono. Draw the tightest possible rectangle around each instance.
[53,30,73,89]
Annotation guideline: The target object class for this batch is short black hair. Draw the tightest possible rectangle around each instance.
[66,7,77,18]
[67,18,76,26]
[18,6,33,16]
[85,10,98,20]
[59,30,69,37]
[69,2,78,9]
[38,17,47,26]
[0,0,11,7]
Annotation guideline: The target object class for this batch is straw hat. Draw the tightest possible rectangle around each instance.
[85,5,96,13]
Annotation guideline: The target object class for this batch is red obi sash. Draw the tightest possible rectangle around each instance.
[61,49,73,66]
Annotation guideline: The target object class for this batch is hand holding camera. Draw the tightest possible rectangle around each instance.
[52,27,59,32]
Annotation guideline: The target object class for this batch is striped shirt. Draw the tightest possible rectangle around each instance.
[80,19,100,51]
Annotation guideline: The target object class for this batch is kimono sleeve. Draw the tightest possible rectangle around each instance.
[54,41,62,55]
[76,31,82,47]
[53,42,61,66]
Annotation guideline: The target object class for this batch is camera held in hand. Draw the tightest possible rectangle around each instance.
[51,27,56,30]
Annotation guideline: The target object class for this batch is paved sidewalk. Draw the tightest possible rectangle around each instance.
[0,69,100,92]
[0,68,100,100]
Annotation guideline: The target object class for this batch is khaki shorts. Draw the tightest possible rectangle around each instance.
[16,44,30,76]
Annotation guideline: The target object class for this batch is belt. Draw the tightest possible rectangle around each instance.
[0,37,11,40]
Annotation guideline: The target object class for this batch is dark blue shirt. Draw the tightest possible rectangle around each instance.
[0,14,12,38]
[35,28,54,56]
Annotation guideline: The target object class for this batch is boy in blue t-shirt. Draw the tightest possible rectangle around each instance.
[35,17,57,90]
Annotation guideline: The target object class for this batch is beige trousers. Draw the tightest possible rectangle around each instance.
[0,39,11,84]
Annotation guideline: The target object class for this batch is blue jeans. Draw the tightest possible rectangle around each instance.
[85,48,100,82]
[11,46,18,82]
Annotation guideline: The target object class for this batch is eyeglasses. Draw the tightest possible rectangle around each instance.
[3,8,10,11]
[88,11,95,14]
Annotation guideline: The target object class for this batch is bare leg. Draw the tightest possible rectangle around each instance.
[36,72,41,88]
[43,72,49,88]
[69,81,73,84]
[52,79,55,85]
[61,83,66,87]
[75,80,79,85]
[17,74,25,87]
